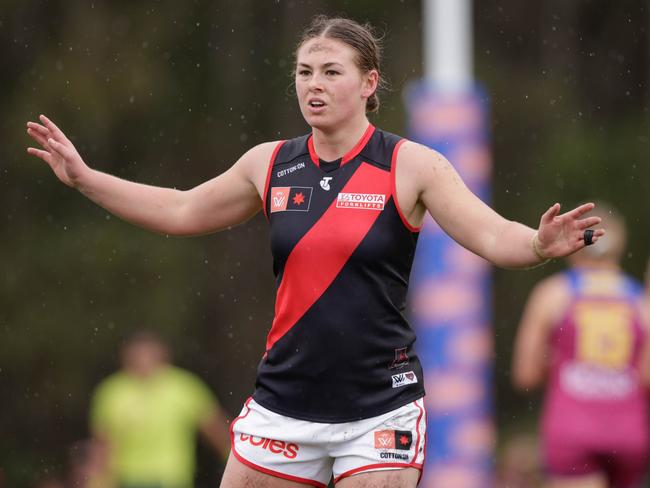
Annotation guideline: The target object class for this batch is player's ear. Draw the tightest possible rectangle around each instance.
[362,70,379,98]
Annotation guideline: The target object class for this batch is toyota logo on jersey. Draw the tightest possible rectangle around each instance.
[336,192,386,210]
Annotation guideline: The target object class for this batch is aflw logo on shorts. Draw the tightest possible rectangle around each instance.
[374,430,413,450]
[391,371,418,388]
[336,192,385,210]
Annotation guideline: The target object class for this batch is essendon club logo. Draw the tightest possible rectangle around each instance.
[374,430,413,451]
[270,186,313,213]
[388,347,410,369]
[336,192,385,210]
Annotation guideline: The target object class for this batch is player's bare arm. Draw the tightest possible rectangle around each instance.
[395,141,604,268]
[199,408,232,463]
[27,114,276,236]
[511,275,570,390]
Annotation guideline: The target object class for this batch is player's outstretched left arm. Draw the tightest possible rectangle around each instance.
[396,141,604,268]
[26,114,274,236]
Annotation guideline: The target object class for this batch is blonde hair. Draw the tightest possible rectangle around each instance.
[579,202,626,262]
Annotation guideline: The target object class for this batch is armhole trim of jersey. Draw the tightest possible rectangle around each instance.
[262,140,287,219]
[391,139,422,233]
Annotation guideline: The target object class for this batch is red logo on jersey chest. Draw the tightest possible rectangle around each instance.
[270,186,313,213]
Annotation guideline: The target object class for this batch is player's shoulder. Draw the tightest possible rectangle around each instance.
[241,140,285,163]
[395,139,450,171]
[92,371,131,399]
[517,272,572,329]
[527,271,572,312]
[392,139,457,195]
[166,366,209,389]
[619,272,644,294]
[234,140,285,178]
[532,271,570,296]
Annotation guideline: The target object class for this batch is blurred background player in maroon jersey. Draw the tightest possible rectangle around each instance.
[512,204,650,488]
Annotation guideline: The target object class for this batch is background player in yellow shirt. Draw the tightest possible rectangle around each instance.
[89,330,230,488]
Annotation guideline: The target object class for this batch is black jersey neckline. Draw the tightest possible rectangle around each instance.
[307,123,375,171]
[318,158,341,172]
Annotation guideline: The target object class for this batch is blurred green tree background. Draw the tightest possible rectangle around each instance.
[1,0,648,486]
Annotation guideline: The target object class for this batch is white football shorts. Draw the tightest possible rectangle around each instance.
[230,397,426,487]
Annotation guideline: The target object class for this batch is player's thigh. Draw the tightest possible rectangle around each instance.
[334,467,420,488]
[544,473,608,488]
[220,453,316,488]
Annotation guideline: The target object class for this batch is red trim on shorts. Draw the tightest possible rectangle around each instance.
[262,140,287,219]
[333,399,426,485]
[414,398,426,484]
[229,397,254,441]
[413,398,425,465]
[333,462,423,484]
[390,139,422,232]
[229,398,326,488]
[231,449,327,488]
[307,124,375,168]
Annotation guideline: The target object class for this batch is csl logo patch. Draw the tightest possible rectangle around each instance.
[391,371,418,388]
[271,186,313,213]
[374,430,413,451]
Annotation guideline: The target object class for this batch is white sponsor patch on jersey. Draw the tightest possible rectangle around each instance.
[336,192,386,210]
[392,371,418,388]
[276,162,306,178]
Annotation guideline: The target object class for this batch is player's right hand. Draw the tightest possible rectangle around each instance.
[26,114,89,188]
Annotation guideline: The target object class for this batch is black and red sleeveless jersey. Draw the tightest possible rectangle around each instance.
[253,124,425,422]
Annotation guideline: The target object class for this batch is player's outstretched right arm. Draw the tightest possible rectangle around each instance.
[27,114,274,236]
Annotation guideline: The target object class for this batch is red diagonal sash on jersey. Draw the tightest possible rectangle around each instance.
[266,162,391,352]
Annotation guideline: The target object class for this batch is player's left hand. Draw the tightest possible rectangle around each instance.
[535,202,604,259]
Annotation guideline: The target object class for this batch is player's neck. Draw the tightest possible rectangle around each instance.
[311,115,370,162]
